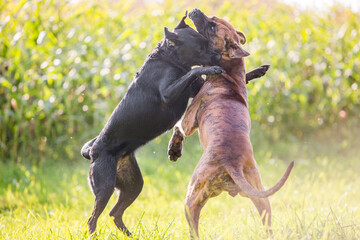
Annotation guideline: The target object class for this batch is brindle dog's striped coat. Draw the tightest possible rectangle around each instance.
[168,9,294,237]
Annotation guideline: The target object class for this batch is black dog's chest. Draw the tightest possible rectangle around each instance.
[104,73,190,140]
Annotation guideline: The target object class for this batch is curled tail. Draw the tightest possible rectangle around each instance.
[227,161,294,198]
[80,137,97,160]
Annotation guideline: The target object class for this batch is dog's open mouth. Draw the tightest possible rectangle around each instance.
[189,8,208,36]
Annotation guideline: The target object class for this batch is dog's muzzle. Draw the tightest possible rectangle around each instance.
[189,8,207,35]
[189,8,203,19]
[212,51,222,64]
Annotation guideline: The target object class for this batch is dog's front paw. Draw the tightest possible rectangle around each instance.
[168,126,184,162]
[202,66,225,75]
[257,65,270,77]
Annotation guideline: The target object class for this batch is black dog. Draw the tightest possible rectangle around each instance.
[81,13,269,236]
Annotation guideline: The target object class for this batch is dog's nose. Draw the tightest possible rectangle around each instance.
[210,51,222,64]
[215,52,222,62]
[189,8,200,19]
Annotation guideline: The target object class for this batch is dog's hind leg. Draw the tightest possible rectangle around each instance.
[244,167,272,232]
[185,183,207,238]
[185,202,205,238]
[87,155,117,235]
[109,152,143,236]
[184,163,215,238]
[249,196,272,232]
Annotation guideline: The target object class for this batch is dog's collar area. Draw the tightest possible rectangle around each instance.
[146,42,190,73]
[220,72,248,107]
[221,72,242,86]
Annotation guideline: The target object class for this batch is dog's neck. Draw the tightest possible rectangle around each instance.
[147,40,191,72]
[219,58,248,105]
[220,58,246,84]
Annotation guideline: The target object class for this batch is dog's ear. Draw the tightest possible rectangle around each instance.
[175,11,189,29]
[236,31,246,45]
[164,27,182,46]
[228,45,250,58]
[226,37,250,58]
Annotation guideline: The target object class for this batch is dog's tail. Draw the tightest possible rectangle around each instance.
[80,137,97,160]
[226,161,294,198]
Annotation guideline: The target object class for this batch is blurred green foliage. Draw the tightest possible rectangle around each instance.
[0,0,359,162]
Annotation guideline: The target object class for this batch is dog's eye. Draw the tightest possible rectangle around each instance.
[210,25,216,32]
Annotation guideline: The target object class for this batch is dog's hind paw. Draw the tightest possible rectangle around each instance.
[168,126,184,162]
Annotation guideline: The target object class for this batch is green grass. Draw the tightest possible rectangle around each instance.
[1,132,359,239]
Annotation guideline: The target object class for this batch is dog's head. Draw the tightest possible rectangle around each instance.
[189,8,249,61]
[164,11,221,67]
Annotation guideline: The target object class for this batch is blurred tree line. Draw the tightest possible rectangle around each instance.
[0,0,359,162]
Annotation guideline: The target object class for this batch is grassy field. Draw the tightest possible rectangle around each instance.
[1,1,359,239]
[1,131,359,240]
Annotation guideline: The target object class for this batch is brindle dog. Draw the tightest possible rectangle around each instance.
[168,9,294,237]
